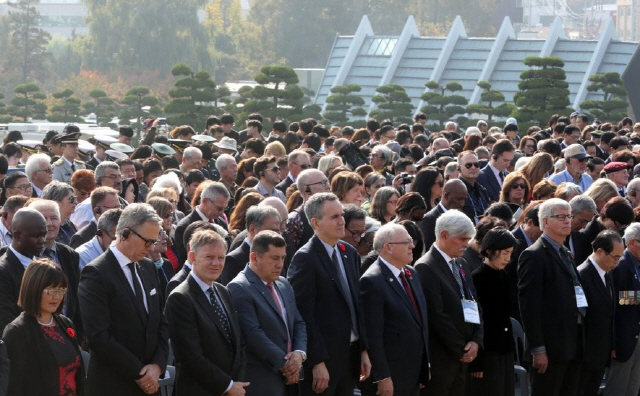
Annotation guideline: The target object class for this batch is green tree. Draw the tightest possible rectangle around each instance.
[0,93,11,123]
[512,56,571,126]
[119,87,161,132]
[8,83,47,121]
[48,88,83,123]
[580,72,629,123]
[466,81,515,122]
[83,89,117,127]
[323,84,367,125]
[2,0,53,84]
[421,81,468,126]
[240,65,306,122]
[369,84,415,124]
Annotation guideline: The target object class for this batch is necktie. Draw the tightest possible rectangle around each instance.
[43,248,55,261]
[70,163,75,172]
[399,271,421,319]
[127,263,147,315]
[207,287,232,342]
[499,171,504,182]
[450,259,465,298]
[332,249,358,337]
[558,247,586,317]
[605,272,613,298]
[267,282,291,352]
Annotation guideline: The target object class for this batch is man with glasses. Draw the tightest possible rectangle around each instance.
[370,145,395,185]
[519,199,586,396]
[576,230,621,396]
[70,187,121,249]
[277,150,310,193]
[255,156,286,203]
[25,153,53,197]
[360,223,429,396]
[77,208,121,269]
[561,125,582,149]
[52,132,86,183]
[378,125,396,145]
[3,171,33,200]
[548,144,594,191]
[343,204,367,253]
[477,139,515,203]
[457,151,490,225]
[79,203,169,395]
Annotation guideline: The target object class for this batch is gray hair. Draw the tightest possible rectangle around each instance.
[444,162,459,178]
[317,155,342,176]
[95,161,120,182]
[28,199,60,220]
[183,146,202,160]
[372,145,392,165]
[373,223,406,253]
[435,209,476,240]
[116,203,162,236]
[246,206,281,229]
[624,223,640,243]
[628,177,640,195]
[152,172,183,194]
[288,149,310,164]
[190,229,227,253]
[42,180,75,202]
[538,198,571,231]
[554,158,566,172]
[569,195,597,215]
[297,169,327,193]
[215,154,236,172]
[559,182,583,197]
[201,181,230,202]
[24,153,51,180]
[474,146,489,159]
[97,208,122,233]
[304,192,339,222]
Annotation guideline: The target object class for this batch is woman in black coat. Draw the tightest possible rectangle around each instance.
[2,259,84,396]
[469,227,517,396]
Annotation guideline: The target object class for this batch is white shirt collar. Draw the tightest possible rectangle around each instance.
[379,256,402,280]
[319,238,338,258]
[195,206,209,222]
[110,246,133,268]
[63,157,74,167]
[589,256,607,285]
[183,260,193,270]
[438,202,448,212]
[433,244,454,268]
[9,246,35,268]
[32,184,42,197]
[190,270,213,292]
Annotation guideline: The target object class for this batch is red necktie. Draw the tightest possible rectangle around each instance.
[267,282,291,352]
[400,271,420,319]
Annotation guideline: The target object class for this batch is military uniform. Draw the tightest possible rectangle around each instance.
[52,157,85,183]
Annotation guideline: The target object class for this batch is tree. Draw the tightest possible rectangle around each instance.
[2,0,53,84]
[421,80,468,127]
[580,72,629,123]
[119,87,161,131]
[323,84,367,125]
[8,83,47,121]
[0,93,11,123]
[83,89,117,127]
[512,57,571,126]
[369,84,415,124]
[466,81,515,122]
[240,65,306,122]
[48,89,83,123]
[164,63,231,128]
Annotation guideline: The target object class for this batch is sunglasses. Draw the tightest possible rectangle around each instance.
[511,183,527,190]
[295,163,310,169]
[464,162,480,169]
[437,180,444,187]
[269,166,280,173]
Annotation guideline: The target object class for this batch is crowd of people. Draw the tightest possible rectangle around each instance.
[0,110,636,396]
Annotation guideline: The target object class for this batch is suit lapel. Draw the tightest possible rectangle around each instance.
[106,250,148,325]
[245,267,284,322]
[431,248,463,298]
[378,260,421,324]
[275,279,295,332]
[189,277,232,344]
[313,237,351,304]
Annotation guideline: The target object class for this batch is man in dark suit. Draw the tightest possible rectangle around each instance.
[174,182,230,262]
[276,150,311,193]
[220,206,282,285]
[288,193,371,396]
[565,195,597,260]
[0,209,47,332]
[361,223,430,396]
[518,198,586,396]
[70,186,121,248]
[79,203,169,395]
[414,209,483,396]
[419,179,468,249]
[228,231,307,396]
[476,139,515,203]
[604,223,640,395]
[577,230,621,396]
[165,229,248,396]
[457,151,491,225]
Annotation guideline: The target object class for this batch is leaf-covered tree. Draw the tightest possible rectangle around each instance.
[48,89,83,123]
[119,87,161,131]
[240,65,306,122]
[83,89,117,127]
[512,56,571,125]
[580,72,629,123]
[466,81,515,121]
[421,81,468,126]
[369,84,415,124]
[0,93,11,123]
[323,84,367,125]
[8,83,47,121]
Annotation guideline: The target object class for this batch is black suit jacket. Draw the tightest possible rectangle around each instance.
[610,249,640,362]
[3,312,83,396]
[518,236,582,361]
[166,265,191,298]
[360,259,430,393]
[419,204,445,249]
[577,259,615,370]
[78,249,169,396]
[459,178,490,224]
[55,242,84,340]
[287,235,368,378]
[476,164,504,203]
[220,241,250,285]
[414,246,483,376]
[506,227,532,322]
[0,249,27,332]
[174,210,229,262]
[164,276,244,396]
[70,221,97,249]
[275,176,294,194]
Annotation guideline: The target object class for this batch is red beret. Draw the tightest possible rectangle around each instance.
[603,161,628,173]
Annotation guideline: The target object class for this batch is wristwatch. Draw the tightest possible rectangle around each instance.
[299,351,307,362]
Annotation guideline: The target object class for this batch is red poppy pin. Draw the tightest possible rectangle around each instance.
[460,268,466,278]
[404,268,413,280]
[339,243,346,252]
[66,328,76,338]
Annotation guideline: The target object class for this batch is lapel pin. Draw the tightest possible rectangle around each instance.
[388,278,394,283]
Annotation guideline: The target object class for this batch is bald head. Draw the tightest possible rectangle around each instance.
[297,169,330,201]
[441,179,468,210]
[11,208,47,257]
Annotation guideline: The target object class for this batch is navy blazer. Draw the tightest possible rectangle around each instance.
[419,204,445,250]
[220,241,251,285]
[476,164,504,203]
[228,265,306,396]
[360,259,430,393]
[165,264,191,299]
[610,249,640,362]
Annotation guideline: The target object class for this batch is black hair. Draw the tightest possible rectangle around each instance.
[185,169,206,185]
[480,227,518,259]
[119,125,134,138]
[592,229,623,253]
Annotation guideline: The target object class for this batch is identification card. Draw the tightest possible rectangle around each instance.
[462,299,481,324]
[575,286,588,308]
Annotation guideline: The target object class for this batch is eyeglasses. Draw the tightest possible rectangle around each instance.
[163,212,174,220]
[38,167,54,174]
[346,228,365,240]
[269,166,280,173]
[387,239,415,246]
[464,162,480,169]
[67,195,77,203]
[369,155,384,159]
[511,183,527,190]
[104,173,123,180]
[13,184,33,191]
[128,228,159,248]
[387,199,398,205]
[607,253,622,262]
[549,214,574,221]
[43,288,67,297]
[576,158,588,163]
[306,179,330,189]
[294,163,310,169]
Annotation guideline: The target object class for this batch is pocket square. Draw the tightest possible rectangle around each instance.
[150,288,157,296]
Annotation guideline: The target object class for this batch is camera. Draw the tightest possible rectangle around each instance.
[401,172,415,184]
[338,141,368,170]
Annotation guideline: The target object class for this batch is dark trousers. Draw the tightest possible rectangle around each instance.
[468,351,515,396]
[530,358,582,396]
[301,343,359,396]
[421,362,466,396]
[578,365,605,396]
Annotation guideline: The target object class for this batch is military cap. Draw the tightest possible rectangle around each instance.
[168,139,190,154]
[192,134,216,143]
[110,142,135,154]
[89,135,118,150]
[78,139,96,155]
[151,143,176,158]
[104,149,129,161]
[603,161,628,174]
[16,140,47,154]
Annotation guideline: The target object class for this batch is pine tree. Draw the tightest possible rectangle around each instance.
[83,89,117,127]
[421,81,468,127]
[466,81,515,122]
[323,84,367,125]
[580,72,629,123]
[48,89,83,123]
[240,65,306,122]
[119,87,161,132]
[8,83,47,121]
[369,84,415,124]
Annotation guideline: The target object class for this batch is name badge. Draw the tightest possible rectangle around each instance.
[462,299,481,324]
[575,286,588,308]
